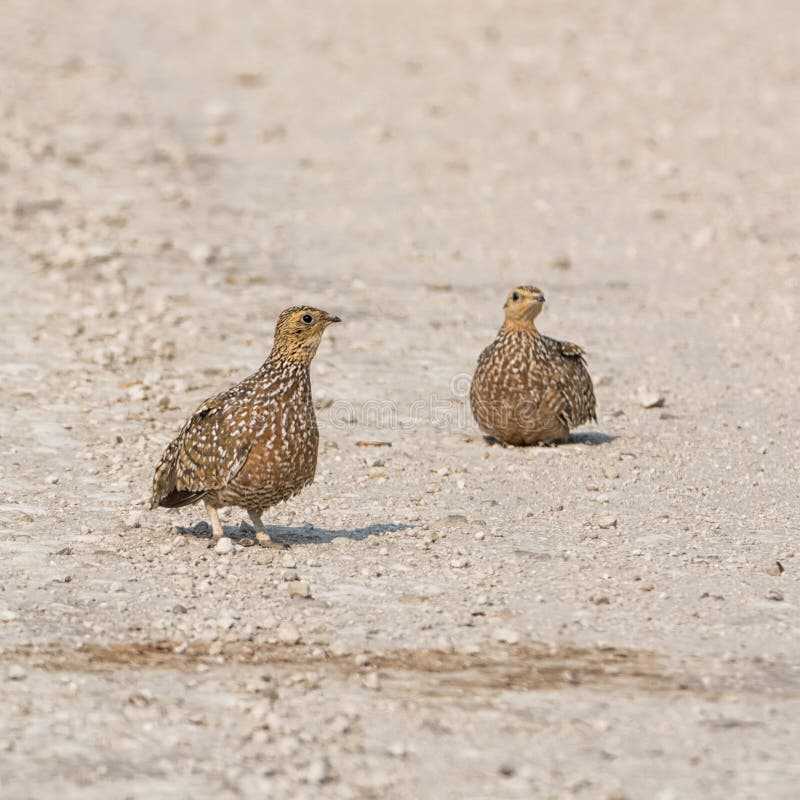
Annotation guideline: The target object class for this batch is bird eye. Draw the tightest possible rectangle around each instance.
[302,314,313,324]
[511,291,520,302]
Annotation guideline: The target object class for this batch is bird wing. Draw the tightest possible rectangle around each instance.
[175,395,258,492]
[541,336,597,426]
[151,389,270,508]
[557,340,586,360]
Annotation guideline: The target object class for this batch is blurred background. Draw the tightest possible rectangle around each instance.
[4,0,799,411]
[5,0,799,287]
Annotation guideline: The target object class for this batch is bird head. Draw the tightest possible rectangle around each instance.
[502,285,546,326]
[272,306,341,364]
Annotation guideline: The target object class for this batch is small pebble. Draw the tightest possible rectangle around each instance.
[363,672,380,690]
[45,474,59,485]
[127,385,147,402]
[493,628,520,645]
[766,561,784,577]
[766,589,784,602]
[596,515,618,529]
[305,757,332,785]
[277,622,301,644]
[637,387,665,409]
[7,665,26,681]
[387,742,408,758]
[692,226,714,249]
[450,558,469,569]
[0,610,18,623]
[329,715,352,734]
[214,537,234,555]
[435,635,454,652]
[330,641,351,656]
[288,580,311,599]
[190,242,217,264]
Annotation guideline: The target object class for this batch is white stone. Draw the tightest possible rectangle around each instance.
[277,622,301,644]
[363,672,380,690]
[287,580,311,599]
[493,628,520,645]
[305,757,331,785]
[214,537,234,555]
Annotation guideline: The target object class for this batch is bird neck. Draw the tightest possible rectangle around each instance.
[268,338,320,366]
[501,318,539,335]
[260,352,311,378]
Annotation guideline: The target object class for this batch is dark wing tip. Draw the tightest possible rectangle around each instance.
[156,490,207,509]
[559,341,585,359]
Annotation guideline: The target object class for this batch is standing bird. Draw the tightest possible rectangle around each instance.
[150,306,341,546]
[470,286,596,446]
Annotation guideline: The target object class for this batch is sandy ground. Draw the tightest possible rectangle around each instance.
[1,1,799,798]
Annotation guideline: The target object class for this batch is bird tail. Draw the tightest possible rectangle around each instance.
[149,439,206,509]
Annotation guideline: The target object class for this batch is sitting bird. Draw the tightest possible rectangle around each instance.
[470,286,596,446]
[150,306,341,545]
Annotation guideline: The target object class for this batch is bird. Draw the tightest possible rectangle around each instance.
[150,305,341,546]
[469,286,596,446]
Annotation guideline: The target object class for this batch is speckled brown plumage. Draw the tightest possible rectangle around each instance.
[470,286,596,446]
[151,306,340,544]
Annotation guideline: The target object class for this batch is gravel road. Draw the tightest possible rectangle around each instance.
[1,2,799,798]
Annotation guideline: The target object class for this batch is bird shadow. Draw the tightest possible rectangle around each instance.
[175,520,413,546]
[273,522,413,545]
[480,431,617,448]
[565,431,617,446]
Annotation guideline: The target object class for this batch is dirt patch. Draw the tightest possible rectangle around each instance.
[0,639,710,695]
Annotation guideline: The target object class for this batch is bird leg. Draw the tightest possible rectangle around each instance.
[204,500,225,539]
[248,510,288,549]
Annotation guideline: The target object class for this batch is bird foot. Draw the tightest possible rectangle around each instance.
[255,531,289,550]
[483,436,507,448]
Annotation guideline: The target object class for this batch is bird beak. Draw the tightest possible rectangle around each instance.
[537,295,546,304]
[327,314,342,324]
